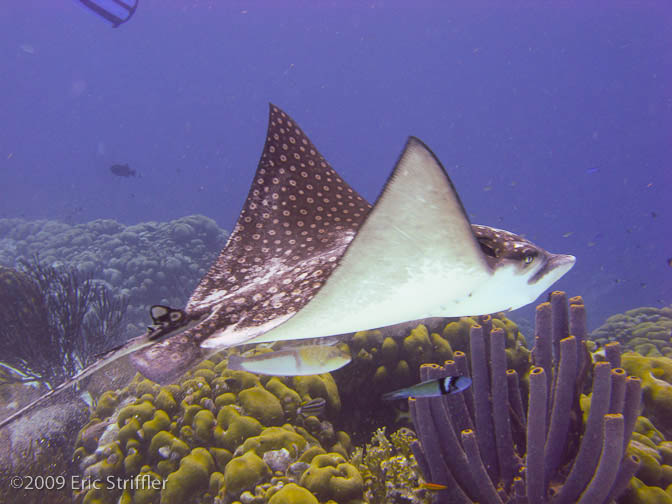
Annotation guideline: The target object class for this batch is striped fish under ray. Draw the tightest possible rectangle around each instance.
[297,397,327,417]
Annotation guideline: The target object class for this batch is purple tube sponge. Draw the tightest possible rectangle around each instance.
[408,292,641,504]
[526,366,548,502]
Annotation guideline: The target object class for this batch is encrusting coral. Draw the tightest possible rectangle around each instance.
[409,291,643,503]
[591,305,672,357]
[620,352,672,440]
[617,416,672,503]
[72,353,365,504]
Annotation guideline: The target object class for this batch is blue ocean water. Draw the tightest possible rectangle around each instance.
[1,1,670,328]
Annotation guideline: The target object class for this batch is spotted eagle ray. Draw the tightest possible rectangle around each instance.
[130,104,575,383]
[0,104,574,429]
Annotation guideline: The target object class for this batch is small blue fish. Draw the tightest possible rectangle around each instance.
[586,167,600,174]
[382,375,472,401]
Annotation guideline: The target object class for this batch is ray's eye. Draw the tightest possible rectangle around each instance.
[523,255,535,265]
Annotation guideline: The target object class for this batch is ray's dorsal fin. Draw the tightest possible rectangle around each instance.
[250,137,493,343]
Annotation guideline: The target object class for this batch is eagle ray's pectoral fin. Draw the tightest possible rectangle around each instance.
[130,335,207,385]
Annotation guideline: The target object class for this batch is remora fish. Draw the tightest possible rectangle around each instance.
[226,344,351,376]
[382,375,472,401]
[0,105,575,429]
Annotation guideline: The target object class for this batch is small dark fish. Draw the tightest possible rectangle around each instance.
[651,212,657,218]
[297,397,327,417]
[667,258,672,268]
[110,163,136,177]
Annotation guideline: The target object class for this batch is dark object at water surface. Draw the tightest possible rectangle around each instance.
[110,163,136,177]
[79,0,139,27]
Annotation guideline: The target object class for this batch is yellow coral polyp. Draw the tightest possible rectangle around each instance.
[117,400,156,427]
[155,388,178,413]
[268,483,319,504]
[142,409,171,440]
[215,405,264,451]
[148,430,190,461]
[238,425,308,458]
[162,447,214,504]
[95,391,119,418]
[300,452,364,503]
[238,385,284,425]
[222,450,270,496]
[192,409,216,443]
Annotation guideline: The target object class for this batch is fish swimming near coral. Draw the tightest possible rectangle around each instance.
[420,482,449,491]
[382,375,472,401]
[109,163,136,177]
[297,397,327,417]
[0,104,575,429]
[226,344,351,376]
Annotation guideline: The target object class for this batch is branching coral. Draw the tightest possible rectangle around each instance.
[409,291,643,503]
[0,259,128,389]
[351,427,430,504]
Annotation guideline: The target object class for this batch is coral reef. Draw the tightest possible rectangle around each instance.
[0,215,228,334]
[620,352,672,440]
[72,354,365,503]
[409,291,643,503]
[618,416,672,503]
[332,313,529,438]
[591,305,672,357]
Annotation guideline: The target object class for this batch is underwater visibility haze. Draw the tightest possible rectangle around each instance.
[0,2,670,504]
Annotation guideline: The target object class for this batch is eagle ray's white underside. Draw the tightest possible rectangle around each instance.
[203,139,496,348]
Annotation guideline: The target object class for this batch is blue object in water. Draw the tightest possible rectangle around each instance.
[79,0,138,27]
